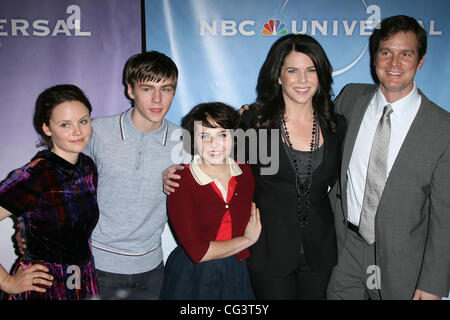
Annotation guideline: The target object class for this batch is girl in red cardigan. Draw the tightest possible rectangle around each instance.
[160,102,261,299]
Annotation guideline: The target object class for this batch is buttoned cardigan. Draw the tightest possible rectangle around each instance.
[167,162,255,263]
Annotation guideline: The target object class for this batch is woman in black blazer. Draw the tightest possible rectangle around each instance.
[241,34,346,299]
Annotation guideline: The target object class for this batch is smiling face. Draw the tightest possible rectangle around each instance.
[194,122,233,167]
[127,77,176,132]
[278,50,319,109]
[375,31,425,102]
[42,100,91,164]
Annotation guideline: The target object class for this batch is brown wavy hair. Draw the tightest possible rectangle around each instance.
[251,33,337,133]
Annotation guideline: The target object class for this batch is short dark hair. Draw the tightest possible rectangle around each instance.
[33,84,92,149]
[124,51,178,89]
[370,15,427,62]
[181,102,240,155]
[254,33,337,132]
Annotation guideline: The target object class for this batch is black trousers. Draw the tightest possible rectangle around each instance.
[248,254,332,300]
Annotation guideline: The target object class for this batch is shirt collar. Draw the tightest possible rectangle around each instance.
[119,107,169,146]
[374,82,421,117]
[189,154,242,186]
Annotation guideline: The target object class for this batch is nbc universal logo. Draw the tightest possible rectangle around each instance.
[199,3,443,75]
[200,15,443,38]
[199,5,443,37]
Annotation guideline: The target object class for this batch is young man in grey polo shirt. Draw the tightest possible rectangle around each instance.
[85,51,187,299]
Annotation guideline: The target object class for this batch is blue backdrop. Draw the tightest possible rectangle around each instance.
[145,0,449,125]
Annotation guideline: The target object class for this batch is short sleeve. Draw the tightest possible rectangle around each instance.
[0,164,42,217]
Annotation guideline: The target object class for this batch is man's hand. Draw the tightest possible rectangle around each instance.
[162,164,184,195]
[412,289,441,300]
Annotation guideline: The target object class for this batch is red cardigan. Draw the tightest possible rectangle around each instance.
[167,163,255,263]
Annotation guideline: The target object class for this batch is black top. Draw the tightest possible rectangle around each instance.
[241,108,347,275]
[283,143,324,180]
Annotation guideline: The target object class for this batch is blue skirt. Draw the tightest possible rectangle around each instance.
[160,246,255,300]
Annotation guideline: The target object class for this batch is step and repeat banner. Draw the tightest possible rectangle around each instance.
[0,0,449,298]
[145,0,449,126]
[0,0,141,273]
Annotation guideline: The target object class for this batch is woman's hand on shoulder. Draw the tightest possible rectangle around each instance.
[238,104,250,116]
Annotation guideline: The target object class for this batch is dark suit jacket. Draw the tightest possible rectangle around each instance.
[331,83,450,298]
[242,108,346,275]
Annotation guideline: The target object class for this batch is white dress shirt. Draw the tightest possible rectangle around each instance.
[347,83,422,226]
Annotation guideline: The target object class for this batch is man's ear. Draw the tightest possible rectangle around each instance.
[417,54,425,71]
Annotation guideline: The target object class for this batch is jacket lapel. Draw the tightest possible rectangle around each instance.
[378,90,430,206]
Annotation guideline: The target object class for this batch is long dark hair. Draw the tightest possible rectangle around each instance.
[252,33,337,132]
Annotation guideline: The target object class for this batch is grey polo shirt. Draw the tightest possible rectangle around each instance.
[85,108,187,274]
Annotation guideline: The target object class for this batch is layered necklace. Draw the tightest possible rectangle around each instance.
[280,111,320,227]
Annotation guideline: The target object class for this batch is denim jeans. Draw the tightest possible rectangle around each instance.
[95,261,164,300]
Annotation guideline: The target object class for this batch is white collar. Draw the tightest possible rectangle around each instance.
[189,154,242,186]
[373,82,421,117]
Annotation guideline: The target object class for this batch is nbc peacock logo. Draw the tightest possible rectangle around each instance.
[261,19,288,36]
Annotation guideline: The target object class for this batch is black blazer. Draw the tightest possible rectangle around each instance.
[241,108,346,275]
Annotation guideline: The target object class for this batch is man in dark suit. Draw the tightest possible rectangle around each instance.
[327,15,450,300]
